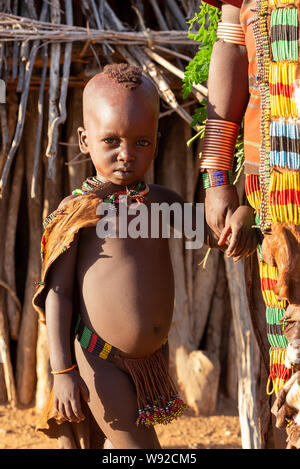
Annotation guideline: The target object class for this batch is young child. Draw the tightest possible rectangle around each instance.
[32,63,257,449]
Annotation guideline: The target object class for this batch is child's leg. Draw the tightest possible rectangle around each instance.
[55,404,106,449]
[74,338,161,449]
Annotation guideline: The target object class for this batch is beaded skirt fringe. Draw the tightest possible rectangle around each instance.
[121,349,187,426]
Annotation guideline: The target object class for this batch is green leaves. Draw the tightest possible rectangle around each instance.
[183,2,245,179]
[182,2,221,104]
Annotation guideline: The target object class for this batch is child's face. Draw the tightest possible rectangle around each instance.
[78,78,159,186]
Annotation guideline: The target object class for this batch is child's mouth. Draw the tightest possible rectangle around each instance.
[114,169,133,178]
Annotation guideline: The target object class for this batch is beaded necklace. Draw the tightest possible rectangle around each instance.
[252,0,272,232]
[72,176,149,211]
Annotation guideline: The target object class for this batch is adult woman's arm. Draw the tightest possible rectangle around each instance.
[203,3,249,238]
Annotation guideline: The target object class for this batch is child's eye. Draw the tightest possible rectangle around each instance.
[103,137,120,145]
[136,139,150,147]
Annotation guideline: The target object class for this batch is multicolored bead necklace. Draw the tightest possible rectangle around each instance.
[72,176,149,212]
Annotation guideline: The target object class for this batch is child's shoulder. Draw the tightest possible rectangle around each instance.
[57,193,81,210]
[148,184,183,204]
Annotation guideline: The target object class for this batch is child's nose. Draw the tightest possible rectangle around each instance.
[118,145,135,162]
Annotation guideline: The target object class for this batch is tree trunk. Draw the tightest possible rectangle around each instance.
[224,256,261,449]
[4,145,24,339]
[16,92,43,404]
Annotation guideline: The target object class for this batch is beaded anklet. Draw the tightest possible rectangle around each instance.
[202,170,234,189]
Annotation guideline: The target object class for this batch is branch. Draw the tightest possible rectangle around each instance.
[30,43,48,198]
[144,47,207,100]
[46,0,73,178]
[0,2,48,196]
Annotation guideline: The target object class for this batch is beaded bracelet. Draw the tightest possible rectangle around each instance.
[51,364,77,375]
[202,170,234,189]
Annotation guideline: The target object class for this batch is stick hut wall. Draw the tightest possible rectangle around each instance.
[0,1,263,442]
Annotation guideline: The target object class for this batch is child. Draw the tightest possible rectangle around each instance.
[32,63,257,449]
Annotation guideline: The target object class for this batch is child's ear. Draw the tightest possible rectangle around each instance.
[154,132,161,159]
[77,126,89,154]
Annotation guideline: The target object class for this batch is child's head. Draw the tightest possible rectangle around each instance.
[78,63,160,186]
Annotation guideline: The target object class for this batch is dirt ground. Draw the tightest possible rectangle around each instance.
[0,395,242,450]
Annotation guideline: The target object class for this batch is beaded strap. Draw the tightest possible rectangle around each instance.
[75,315,117,361]
[202,170,234,189]
[270,7,298,61]
[251,0,272,232]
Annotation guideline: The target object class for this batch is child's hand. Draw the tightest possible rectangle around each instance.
[53,370,90,423]
[217,206,258,261]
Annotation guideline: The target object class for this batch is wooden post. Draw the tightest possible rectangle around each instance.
[224,256,261,449]
[16,92,43,405]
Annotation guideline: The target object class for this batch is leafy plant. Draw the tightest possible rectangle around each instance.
[182,2,221,106]
[183,2,245,177]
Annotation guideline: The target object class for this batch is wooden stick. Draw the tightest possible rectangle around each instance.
[11,0,19,81]
[45,0,61,179]
[0,103,9,157]
[89,0,113,55]
[0,16,196,45]
[16,1,29,93]
[0,42,4,77]
[90,0,102,29]
[16,40,29,93]
[0,279,22,314]
[65,88,88,193]
[159,99,197,118]
[31,43,48,199]
[102,1,198,130]
[46,0,73,176]
[103,0,125,33]
[131,46,198,128]
[16,92,43,405]
[224,256,261,449]
[65,157,91,166]
[0,176,17,406]
[3,145,24,339]
[165,0,188,30]
[0,292,17,406]
[144,47,208,99]
[149,0,169,31]
[148,0,184,70]
[36,94,64,410]
[153,44,192,62]
[0,1,48,196]
[25,0,38,20]
[12,41,19,81]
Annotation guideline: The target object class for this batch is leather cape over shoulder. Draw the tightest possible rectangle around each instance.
[32,191,101,325]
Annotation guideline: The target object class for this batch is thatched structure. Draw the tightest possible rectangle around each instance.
[0,0,263,448]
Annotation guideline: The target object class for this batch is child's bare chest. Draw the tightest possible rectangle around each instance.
[74,222,175,355]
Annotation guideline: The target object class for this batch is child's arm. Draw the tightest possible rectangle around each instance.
[218,205,258,261]
[151,184,222,249]
[45,232,89,423]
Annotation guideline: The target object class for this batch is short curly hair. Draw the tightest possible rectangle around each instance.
[103,63,143,89]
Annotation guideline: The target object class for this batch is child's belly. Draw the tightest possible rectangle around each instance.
[76,227,174,357]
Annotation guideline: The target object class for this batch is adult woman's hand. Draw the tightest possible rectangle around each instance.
[204,184,240,238]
